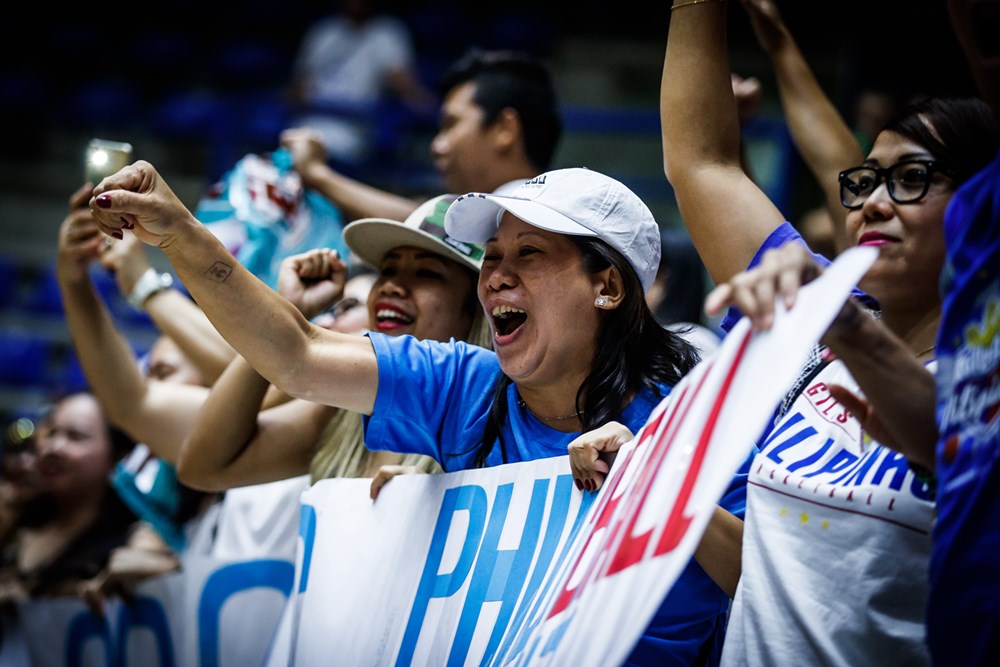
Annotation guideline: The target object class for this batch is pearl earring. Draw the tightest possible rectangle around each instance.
[595,297,608,308]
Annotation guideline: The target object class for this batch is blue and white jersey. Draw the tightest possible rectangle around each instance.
[721,359,934,666]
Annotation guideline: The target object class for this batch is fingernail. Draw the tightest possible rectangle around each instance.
[574,478,583,490]
[96,194,112,209]
[120,217,134,230]
[112,231,123,240]
[585,479,594,492]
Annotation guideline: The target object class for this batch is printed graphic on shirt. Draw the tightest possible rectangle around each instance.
[753,362,935,534]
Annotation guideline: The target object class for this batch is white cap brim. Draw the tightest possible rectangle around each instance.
[343,219,481,272]
[445,193,599,244]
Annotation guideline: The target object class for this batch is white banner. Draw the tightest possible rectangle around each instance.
[9,247,875,667]
[288,247,877,665]
[291,457,593,666]
[14,555,294,667]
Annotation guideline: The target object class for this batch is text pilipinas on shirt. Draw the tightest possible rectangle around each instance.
[753,362,935,533]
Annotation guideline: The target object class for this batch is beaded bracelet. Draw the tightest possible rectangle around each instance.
[671,0,725,10]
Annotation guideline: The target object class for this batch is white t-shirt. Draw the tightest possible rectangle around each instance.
[721,359,934,667]
[292,15,415,161]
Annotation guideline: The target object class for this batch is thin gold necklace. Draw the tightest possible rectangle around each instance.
[516,396,582,422]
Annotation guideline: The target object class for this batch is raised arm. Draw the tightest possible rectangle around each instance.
[176,248,348,491]
[741,0,862,253]
[281,128,422,222]
[88,165,379,412]
[661,0,786,285]
[99,233,236,384]
[56,185,209,463]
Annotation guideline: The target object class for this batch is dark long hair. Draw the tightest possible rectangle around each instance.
[469,237,700,467]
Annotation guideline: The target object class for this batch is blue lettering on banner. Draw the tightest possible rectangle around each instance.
[397,485,488,665]
[450,479,548,665]
[66,611,113,667]
[493,475,586,663]
[116,597,174,667]
[298,504,317,594]
[197,560,295,667]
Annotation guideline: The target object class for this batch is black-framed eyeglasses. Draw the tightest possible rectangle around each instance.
[838,159,955,209]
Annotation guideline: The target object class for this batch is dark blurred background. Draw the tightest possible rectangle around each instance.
[0,0,980,424]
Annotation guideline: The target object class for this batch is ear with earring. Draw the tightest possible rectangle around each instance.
[595,297,608,308]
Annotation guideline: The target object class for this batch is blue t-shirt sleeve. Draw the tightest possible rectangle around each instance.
[718,222,874,333]
[363,333,501,471]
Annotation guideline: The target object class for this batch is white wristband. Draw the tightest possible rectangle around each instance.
[128,268,174,310]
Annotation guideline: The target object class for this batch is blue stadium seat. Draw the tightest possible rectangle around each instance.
[0,329,55,387]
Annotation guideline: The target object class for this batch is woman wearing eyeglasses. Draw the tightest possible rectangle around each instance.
[657,1,1000,665]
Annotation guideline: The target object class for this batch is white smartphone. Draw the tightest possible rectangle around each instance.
[85,138,133,185]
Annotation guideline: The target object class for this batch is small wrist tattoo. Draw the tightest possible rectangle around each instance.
[205,261,233,283]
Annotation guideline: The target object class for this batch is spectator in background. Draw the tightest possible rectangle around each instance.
[286,0,436,165]
[281,48,562,223]
[0,419,40,559]
[0,392,138,603]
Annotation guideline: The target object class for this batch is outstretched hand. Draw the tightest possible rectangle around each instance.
[741,0,789,54]
[89,160,195,248]
[276,248,348,319]
[704,241,823,331]
[280,128,330,187]
[568,421,635,492]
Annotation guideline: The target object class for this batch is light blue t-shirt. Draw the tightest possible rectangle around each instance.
[364,332,751,666]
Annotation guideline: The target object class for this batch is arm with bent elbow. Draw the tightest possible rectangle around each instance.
[56,184,209,463]
[87,161,380,413]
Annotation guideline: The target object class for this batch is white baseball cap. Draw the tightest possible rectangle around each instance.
[343,194,485,273]
[443,167,661,291]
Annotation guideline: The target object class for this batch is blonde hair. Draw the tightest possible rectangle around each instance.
[309,409,442,483]
[309,277,493,484]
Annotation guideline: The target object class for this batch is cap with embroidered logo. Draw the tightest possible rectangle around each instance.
[343,194,485,272]
[443,167,661,291]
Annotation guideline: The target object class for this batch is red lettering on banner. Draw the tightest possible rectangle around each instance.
[545,433,642,617]
[654,331,750,555]
[603,370,709,576]
[545,326,752,622]
[546,382,687,618]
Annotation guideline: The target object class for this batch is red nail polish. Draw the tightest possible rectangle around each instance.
[112,231,123,240]
[96,194,112,209]
[574,479,583,490]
